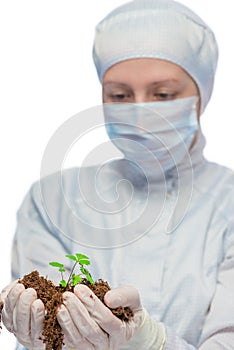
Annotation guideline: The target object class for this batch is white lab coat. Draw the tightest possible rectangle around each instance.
[12,131,234,349]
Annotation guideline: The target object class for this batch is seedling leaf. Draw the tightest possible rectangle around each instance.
[49,262,64,268]
[60,279,67,287]
[76,253,90,265]
[72,274,83,286]
[86,274,95,285]
[65,254,77,261]
[80,266,94,284]
[80,266,86,274]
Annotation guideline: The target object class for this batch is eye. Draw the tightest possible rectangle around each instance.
[153,92,175,101]
[109,92,132,102]
[111,93,126,100]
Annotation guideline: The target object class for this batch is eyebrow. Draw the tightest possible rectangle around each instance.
[103,80,179,87]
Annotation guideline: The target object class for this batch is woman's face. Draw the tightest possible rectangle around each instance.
[102,58,200,112]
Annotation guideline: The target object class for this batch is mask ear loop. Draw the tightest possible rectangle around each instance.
[197,94,202,125]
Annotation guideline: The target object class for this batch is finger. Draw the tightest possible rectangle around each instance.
[57,303,95,350]
[31,299,46,348]
[0,280,19,303]
[74,285,122,335]
[62,291,108,349]
[104,285,141,312]
[2,283,25,332]
[14,287,37,343]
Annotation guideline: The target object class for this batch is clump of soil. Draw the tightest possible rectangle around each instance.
[0,270,133,350]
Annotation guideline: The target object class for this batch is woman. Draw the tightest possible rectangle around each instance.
[1,0,234,349]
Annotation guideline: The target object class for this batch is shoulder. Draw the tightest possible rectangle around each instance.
[30,166,96,201]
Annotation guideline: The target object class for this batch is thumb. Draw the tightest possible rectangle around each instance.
[104,285,142,312]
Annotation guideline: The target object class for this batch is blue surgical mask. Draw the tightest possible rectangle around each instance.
[104,96,199,175]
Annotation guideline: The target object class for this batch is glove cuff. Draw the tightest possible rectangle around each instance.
[141,309,166,350]
[121,308,166,350]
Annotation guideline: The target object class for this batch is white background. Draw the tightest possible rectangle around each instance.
[0,1,233,348]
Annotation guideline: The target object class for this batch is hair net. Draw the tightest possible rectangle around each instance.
[92,0,219,113]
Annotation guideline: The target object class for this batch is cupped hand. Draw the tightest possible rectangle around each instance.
[57,284,144,350]
[0,281,45,349]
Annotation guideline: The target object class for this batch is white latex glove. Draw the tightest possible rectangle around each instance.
[0,281,45,349]
[57,284,166,350]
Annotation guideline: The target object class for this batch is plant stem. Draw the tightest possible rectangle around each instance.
[67,261,79,286]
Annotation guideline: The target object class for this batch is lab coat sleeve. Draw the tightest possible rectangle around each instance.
[11,181,72,283]
[164,326,234,350]
[163,224,234,350]
[197,223,234,349]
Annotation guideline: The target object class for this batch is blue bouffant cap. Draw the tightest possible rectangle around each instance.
[92,0,219,113]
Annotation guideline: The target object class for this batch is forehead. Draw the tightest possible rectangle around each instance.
[103,58,192,85]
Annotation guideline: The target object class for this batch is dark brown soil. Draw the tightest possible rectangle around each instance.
[0,271,133,350]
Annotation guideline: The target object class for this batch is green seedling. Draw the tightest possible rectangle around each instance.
[49,253,95,288]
